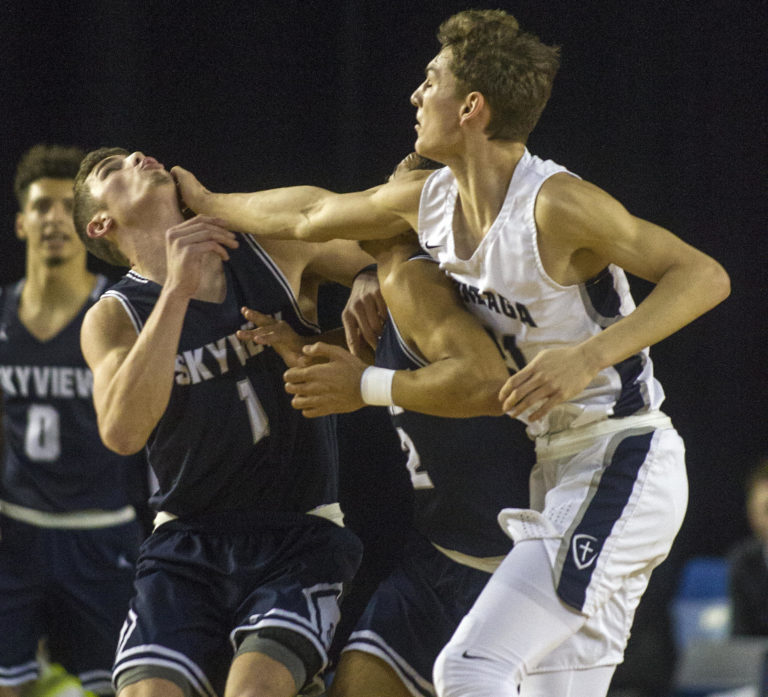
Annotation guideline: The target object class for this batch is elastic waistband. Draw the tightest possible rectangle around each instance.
[153,502,345,532]
[0,499,136,529]
[536,411,673,461]
[432,542,505,574]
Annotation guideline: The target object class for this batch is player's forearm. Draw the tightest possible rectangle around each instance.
[97,289,190,454]
[581,256,730,371]
[392,360,507,417]
[188,186,334,241]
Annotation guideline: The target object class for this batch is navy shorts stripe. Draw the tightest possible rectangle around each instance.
[557,430,654,610]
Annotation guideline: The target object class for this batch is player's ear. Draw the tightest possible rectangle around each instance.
[87,212,114,240]
[459,92,486,126]
[15,212,27,241]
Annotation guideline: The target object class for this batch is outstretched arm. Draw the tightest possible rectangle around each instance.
[501,175,730,420]
[285,257,510,418]
[172,165,426,242]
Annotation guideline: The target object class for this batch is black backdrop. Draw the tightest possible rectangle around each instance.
[1,0,765,565]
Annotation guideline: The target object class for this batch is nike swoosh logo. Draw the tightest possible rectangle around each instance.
[424,242,441,249]
[461,650,492,661]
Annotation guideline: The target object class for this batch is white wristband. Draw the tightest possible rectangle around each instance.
[360,366,396,406]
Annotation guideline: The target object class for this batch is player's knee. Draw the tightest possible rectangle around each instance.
[0,685,26,697]
[433,641,517,697]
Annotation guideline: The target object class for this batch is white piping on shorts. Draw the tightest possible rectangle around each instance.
[0,498,136,529]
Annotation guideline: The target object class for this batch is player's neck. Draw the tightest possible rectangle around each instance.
[449,141,525,257]
[132,235,227,303]
[23,254,94,302]
[19,261,96,340]
[451,141,525,233]
[122,206,183,282]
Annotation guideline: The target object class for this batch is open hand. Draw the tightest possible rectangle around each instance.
[236,307,308,368]
[499,345,597,421]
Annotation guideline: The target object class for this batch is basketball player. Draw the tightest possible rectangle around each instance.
[173,10,730,695]
[0,145,147,697]
[72,147,380,697]
[240,219,534,697]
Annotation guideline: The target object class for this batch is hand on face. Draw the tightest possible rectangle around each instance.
[171,166,210,215]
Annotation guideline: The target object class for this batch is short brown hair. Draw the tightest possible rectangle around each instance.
[437,9,560,142]
[14,144,84,208]
[73,147,131,267]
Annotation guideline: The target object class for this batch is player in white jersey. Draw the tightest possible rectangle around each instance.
[173,10,730,695]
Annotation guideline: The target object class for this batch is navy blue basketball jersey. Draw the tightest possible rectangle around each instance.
[0,276,146,512]
[101,235,338,517]
[375,256,534,558]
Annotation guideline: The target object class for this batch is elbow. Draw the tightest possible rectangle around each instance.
[714,262,731,305]
[702,257,731,309]
[99,421,147,456]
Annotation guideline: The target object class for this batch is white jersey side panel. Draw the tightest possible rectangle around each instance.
[418,151,665,437]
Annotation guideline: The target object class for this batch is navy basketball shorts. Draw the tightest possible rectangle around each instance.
[0,514,140,694]
[113,510,362,697]
[342,530,491,697]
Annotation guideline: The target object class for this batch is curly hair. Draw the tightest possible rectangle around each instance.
[72,147,132,268]
[437,9,560,142]
[14,144,85,208]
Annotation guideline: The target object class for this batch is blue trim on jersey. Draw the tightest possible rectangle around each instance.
[613,354,647,417]
[102,290,144,335]
[557,430,654,610]
[388,312,427,368]
[241,236,320,333]
[582,267,622,326]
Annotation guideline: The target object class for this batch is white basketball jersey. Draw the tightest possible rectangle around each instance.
[417,150,665,437]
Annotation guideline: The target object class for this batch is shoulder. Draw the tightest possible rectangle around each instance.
[382,253,443,299]
[82,296,138,354]
[537,174,629,230]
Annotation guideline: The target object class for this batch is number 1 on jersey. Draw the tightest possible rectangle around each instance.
[237,378,270,443]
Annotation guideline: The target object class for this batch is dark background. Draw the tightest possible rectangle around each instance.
[0,0,765,577]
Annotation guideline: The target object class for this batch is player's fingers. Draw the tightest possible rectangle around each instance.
[528,395,560,422]
[236,328,274,344]
[241,307,274,325]
[284,379,326,396]
[504,384,554,418]
[302,342,345,360]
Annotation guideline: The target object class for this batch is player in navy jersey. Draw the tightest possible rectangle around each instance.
[173,10,730,694]
[72,147,378,697]
[211,153,525,697]
[0,145,148,697]
[241,225,534,697]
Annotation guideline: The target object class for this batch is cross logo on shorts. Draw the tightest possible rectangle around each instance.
[571,533,599,570]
